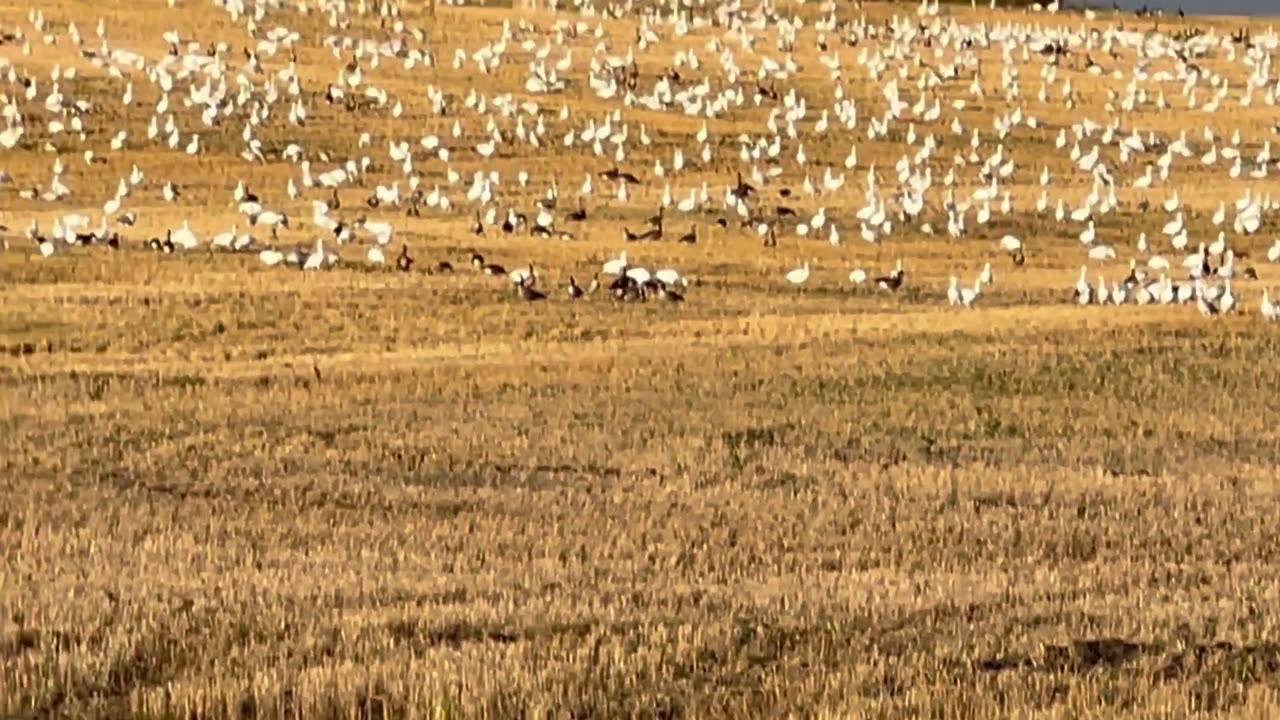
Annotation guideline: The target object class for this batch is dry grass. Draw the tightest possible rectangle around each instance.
[3,0,1280,717]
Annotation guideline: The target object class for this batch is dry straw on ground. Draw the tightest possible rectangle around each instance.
[3,0,1280,717]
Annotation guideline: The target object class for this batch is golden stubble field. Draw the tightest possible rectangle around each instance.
[3,0,1280,716]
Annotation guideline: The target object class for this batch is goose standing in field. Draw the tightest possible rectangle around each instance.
[602,252,628,276]
[610,274,645,303]
[567,276,593,300]
[1197,292,1220,317]
[470,253,506,276]
[211,224,239,251]
[517,274,546,302]
[509,264,537,287]
[786,261,811,288]
[624,223,662,242]
[303,239,328,271]
[656,282,685,303]
[396,245,414,272]
[170,223,199,251]
[259,248,284,267]
[1220,281,1237,314]
[875,260,904,291]
[1088,245,1116,262]
[1079,221,1097,246]
[947,276,982,308]
[1261,289,1278,321]
[653,269,686,288]
[1074,266,1093,305]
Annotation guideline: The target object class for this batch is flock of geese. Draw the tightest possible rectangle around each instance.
[1,0,1279,319]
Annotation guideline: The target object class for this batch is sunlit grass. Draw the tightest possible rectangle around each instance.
[3,0,1280,717]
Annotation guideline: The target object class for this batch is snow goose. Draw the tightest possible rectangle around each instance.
[1261,289,1278,321]
[948,276,981,308]
[259,248,284,267]
[602,251,628,276]
[785,261,811,287]
[517,275,546,302]
[1088,245,1116,262]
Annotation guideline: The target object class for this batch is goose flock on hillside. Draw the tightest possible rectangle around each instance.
[1,0,1280,317]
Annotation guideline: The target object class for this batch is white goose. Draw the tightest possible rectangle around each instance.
[786,262,811,287]
[947,276,982,308]
[1262,289,1278,321]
